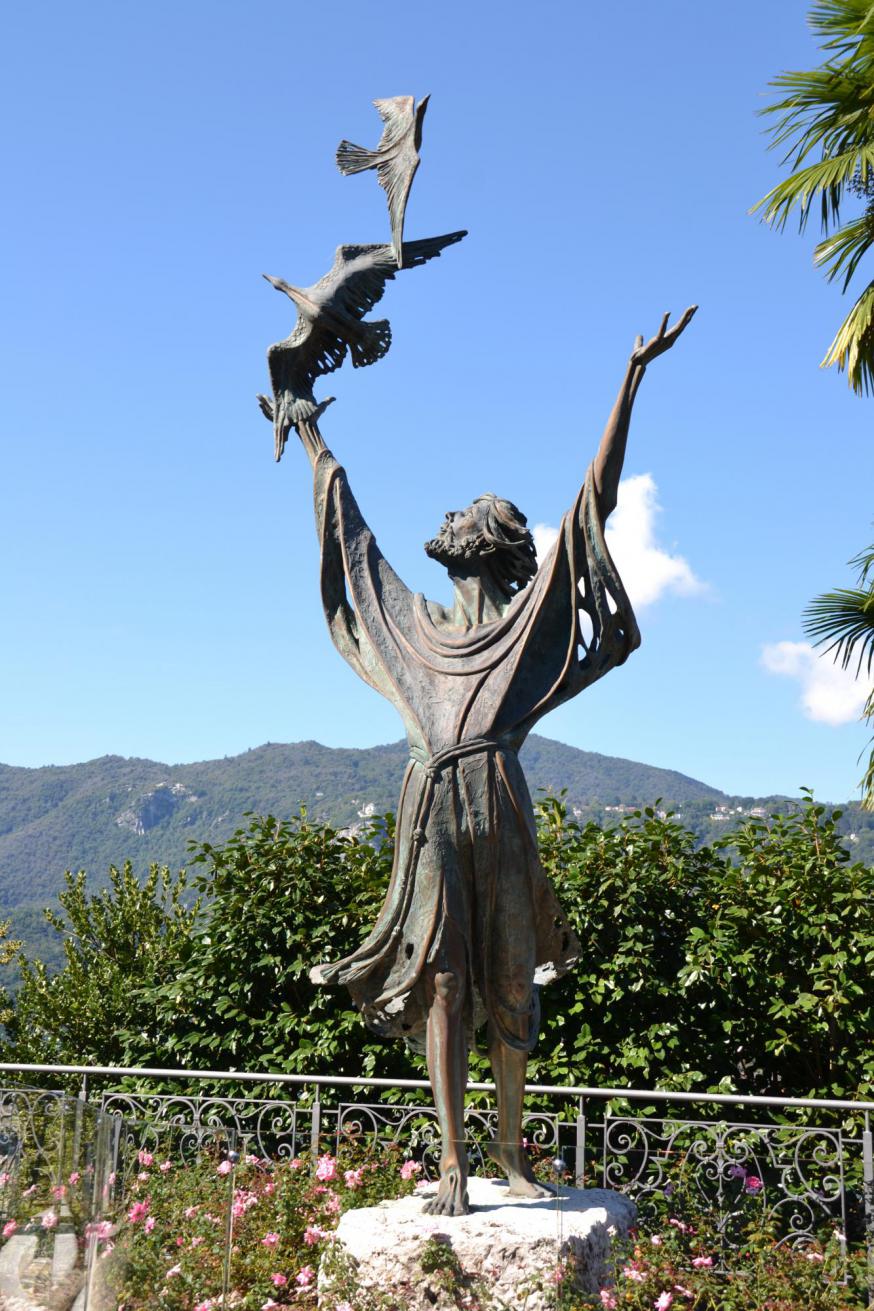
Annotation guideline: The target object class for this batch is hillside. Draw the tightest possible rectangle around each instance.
[0,735,723,910]
[1,735,872,970]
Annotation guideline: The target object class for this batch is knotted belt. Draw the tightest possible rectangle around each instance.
[407,737,509,848]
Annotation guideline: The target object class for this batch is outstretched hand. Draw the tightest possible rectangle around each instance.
[631,306,697,369]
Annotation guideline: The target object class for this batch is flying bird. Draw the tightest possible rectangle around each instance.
[336,95,430,268]
[258,230,466,461]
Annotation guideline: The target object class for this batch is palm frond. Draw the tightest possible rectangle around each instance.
[860,688,874,808]
[814,212,874,287]
[803,530,874,677]
[809,0,874,46]
[752,143,874,232]
[850,540,874,584]
[820,278,874,391]
[761,69,873,167]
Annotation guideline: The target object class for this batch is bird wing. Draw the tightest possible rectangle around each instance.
[310,244,398,318]
[396,230,468,267]
[314,232,467,321]
[372,96,416,152]
[267,325,347,398]
[374,98,424,262]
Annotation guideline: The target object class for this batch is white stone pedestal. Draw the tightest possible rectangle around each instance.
[320,1177,635,1311]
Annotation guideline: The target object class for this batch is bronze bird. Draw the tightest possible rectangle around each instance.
[336,95,430,269]
[257,230,466,461]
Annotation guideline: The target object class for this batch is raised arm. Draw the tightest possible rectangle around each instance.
[296,417,329,468]
[592,307,697,520]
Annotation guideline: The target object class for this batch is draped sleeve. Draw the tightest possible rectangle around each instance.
[486,463,642,741]
[313,449,430,732]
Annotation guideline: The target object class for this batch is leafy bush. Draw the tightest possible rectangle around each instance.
[5,799,872,1111]
[7,862,197,1073]
[530,796,874,1105]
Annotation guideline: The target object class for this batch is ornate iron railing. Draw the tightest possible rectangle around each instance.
[0,1063,869,1306]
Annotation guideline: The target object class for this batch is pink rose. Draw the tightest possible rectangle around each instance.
[271,1273,288,1287]
[262,1232,280,1248]
[68,1171,81,1185]
[127,1201,149,1224]
[166,1264,182,1278]
[144,1216,156,1234]
[159,1161,172,1173]
[137,1151,154,1167]
[315,1154,337,1182]
[691,1255,713,1268]
[2,1220,17,1238]
[217,1160,233,1176]
[296,1266,315,1287]
[655,1294,674,1310]
[599,1293,618,1310]
[744,1175,763,1194]
[344,1168,363,1190]
[400,1159,422,1180]
[622,1266,645,1283]
[41,1210,58,1230]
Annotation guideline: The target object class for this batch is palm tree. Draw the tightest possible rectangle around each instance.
[804,542,874,808]
[752,1,874,394]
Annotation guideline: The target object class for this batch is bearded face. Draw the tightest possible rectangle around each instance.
[424,495,538,598]
[424,506,491,566]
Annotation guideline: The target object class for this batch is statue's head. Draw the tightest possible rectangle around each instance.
[424,493,538,599]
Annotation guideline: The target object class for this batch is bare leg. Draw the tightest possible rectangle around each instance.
[423,947,470,1216]
[486,1020,553,1198]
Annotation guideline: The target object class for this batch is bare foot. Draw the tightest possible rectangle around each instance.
[422,1164,470,1216]
[487,1141,555,1198]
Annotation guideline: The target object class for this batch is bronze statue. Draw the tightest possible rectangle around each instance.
[259,97,696,1217]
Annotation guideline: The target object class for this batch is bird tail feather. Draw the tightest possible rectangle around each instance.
[351,319,391,368]
[336,140,377,175]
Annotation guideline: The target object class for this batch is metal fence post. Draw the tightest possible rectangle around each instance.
[863,1112,873,1309]
[575,1096,586,1188]
[310,1088,322,1158]
[221,1134,238,1311]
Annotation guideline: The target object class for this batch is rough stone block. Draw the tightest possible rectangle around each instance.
[320,1176,635,1310]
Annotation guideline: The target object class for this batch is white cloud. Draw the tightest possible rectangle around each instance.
[761,640,871,726]
[533,473,705,609]
[532,523,559,561]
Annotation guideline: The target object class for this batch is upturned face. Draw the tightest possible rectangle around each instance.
[424,503,489,566]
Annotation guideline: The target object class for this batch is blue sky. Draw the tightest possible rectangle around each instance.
[2,1,871,802]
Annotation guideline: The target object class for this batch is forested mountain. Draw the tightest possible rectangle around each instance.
[1,735,872,968]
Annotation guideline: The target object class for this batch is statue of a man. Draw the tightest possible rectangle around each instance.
[307,308,696,1215]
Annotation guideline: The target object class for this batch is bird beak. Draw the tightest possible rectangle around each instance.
[262,273,299,301]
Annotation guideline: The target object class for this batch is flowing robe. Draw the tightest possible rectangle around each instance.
[310,449,640,1050]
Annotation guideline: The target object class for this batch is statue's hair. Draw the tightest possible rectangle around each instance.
[472,493,538,594]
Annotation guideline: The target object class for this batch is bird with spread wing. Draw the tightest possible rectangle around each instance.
[257,230,466,461]
[336,95,430,268]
